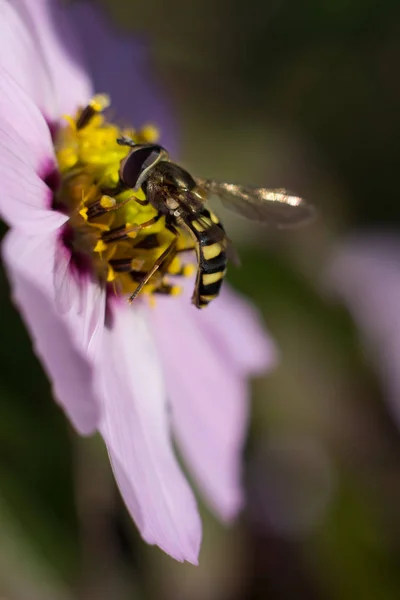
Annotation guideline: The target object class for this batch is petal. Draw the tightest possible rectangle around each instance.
[0,66,54,166]
[194,286,279,376]
[0,0,54,116]
[327,234,400,426]
[51,241,106,361]
[148,296,251,521]
[2,231,100,435]
[97,301,201,564]
[4,230,106,362]
[69,2,178,153]
[0,140,65,232]
[12,0,92,117]
[0,68,67,232]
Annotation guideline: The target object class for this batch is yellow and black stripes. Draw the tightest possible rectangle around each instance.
[181,208,227,308]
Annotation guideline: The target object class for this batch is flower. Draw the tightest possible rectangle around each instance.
[327,233,400,427]
[0,0,277,563]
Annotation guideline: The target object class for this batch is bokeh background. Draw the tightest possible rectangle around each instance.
[1,0,400,598]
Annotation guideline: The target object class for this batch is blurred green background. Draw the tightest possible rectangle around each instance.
[2,0,400,598]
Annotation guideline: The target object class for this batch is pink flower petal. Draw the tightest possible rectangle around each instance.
[4,230,106,362]
[12,0,92,118]
[0,0,55,116]
[0,66,54,166]
[0,147,62,233]
[51,243,106,362]
[149,295,253,521]
[327,234,400,427]
[195,286,279,376]
[3,230,100,435]
[96,301,202,564]
[0,139,67,233]
[0,69,67,232]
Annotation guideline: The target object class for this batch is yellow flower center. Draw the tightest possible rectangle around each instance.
[53,94,195,302]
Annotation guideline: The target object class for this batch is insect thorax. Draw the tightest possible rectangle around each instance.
[152,161,197,192]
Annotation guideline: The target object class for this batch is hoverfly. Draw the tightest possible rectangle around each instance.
[114,136,315,308]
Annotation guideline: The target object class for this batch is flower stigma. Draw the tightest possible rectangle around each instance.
[53,94,195,303]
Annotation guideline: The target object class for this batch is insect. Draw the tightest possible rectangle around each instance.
[114,137,315,308]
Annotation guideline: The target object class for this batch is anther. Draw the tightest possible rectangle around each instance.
[85,195,129,221]
[109,258,134,273]
[90,94,111,112]
[100,195,117,209]
[76,93,110,130]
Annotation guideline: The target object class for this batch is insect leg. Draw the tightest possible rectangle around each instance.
[101,180,126,197]
[127,214,160,233]
[164,214,179,235]
[128,237,177,304]
[102,214,161,244]
[132,196,149,206]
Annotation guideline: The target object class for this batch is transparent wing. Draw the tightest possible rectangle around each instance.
[196,179,316,228]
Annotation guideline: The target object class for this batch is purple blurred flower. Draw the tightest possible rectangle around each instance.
[327,233,400,425]
[0,0,277,563]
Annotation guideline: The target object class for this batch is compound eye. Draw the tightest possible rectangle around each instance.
[119,144,164,189]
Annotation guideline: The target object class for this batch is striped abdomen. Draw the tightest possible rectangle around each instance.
[183,208,227,308]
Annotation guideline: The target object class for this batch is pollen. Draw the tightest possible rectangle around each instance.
[137,124,160,143]
[183,264,196,277]
[52,96,194,303]
[170,286,182,296]
[90,93,111,113]
[100,195,116,209]
[94,240,108,253]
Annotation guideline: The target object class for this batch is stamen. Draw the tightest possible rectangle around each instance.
[76,94,111,130]
[53,95,195,304]
[154,284,182,296]
[109,258,134,273]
